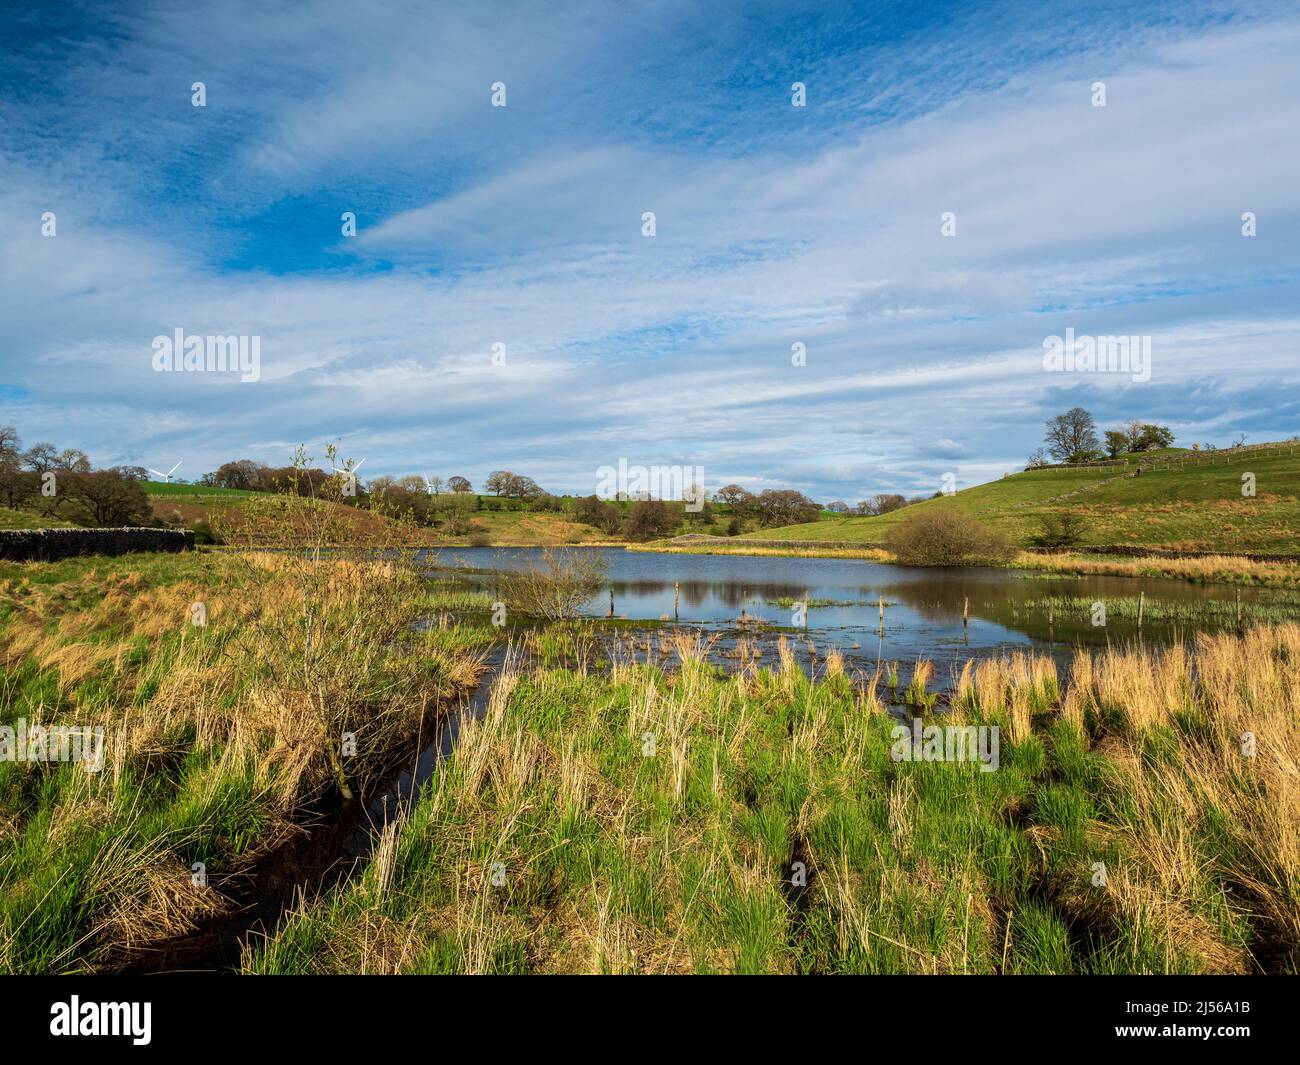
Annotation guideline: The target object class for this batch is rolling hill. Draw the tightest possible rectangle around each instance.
[142,482,628,546]
[744,443,1300,554]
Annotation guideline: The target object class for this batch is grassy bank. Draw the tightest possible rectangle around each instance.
[247,626,1299,974]
[1012,551,1300,587]
[142,482,728,548]
[632,542,893,562]
[742,443,1300,555]
[0,550,486,972]
[636,540,1300,588]
[5,546,1297,975]
[0,506,78,530]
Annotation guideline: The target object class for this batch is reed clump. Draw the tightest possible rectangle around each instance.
[0,450,484,972]
[246,622,1299,975]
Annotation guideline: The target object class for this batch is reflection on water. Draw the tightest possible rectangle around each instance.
[427,547,1299,674]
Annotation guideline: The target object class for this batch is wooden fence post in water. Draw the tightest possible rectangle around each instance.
[1138,591,1145,630]
[1236,588,1242,628]
[609,587,615,618]
[878,596,885,634]
[963,596,969,640]
[674,581,679,621]
[803,591,809,628]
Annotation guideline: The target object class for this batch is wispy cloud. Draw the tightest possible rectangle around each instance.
[1,0,1296,500]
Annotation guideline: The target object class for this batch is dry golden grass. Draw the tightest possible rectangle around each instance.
[632,543,894,562]
[953,652,1058,740]
[0,548,484,970]
[1060,624,1300,967]
[244,623,1299,974]
[1018,550,1300,586]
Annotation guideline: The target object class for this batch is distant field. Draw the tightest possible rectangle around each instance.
[750,445,1300,554]
[142,483,735,545]
[142,481,256,499]
[0,506,78,530]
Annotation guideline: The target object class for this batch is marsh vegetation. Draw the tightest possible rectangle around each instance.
[2,507,1297,973]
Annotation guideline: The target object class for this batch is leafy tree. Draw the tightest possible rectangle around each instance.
[447,475,472,494]
[684,500,714,524]
[1030,511,1088,548]
[751,489,820,527]
[1132,423,1174,451]
[625,500,677,541]
[574,494,622,533]
[0,426,32,508]
[1103,430,1129,459]
[485,470,512,496]
[0,465,36,509]
[714,485,754,514]
[505,473,543,500]
[213,459,268,490]
[66,470,151,527]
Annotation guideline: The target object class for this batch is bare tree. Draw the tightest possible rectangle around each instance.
[500,548,609,620]
[21,442,59,473]
[1043,407,1099,462]
[0,425,20,460]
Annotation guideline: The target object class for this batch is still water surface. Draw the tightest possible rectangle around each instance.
[429,547,1294,673]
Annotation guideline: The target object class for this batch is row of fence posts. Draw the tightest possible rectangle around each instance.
[603,584,1248,637]
[607,583,683,620]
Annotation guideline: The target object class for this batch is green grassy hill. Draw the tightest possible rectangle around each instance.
[141,480,257,498]
[143,483,735,545]
[0,506,78,530]
[749,443,1300,554]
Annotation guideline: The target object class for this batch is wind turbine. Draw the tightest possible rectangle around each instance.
[331,458,365,496]
[147,460,182,484]
[330,457,366,477]
[422,473,438,495]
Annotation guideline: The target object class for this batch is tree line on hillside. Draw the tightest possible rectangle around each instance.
[203,459,482,496]
[0,424,961,543]
[822,493,933,516]
[713,485,936,524]
[1027,408,1176,467]
[0,425,153,527]
[204,460,834,538]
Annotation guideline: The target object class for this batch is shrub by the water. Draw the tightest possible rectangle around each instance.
[884,509,1014,566]
[1030,511,1088,548]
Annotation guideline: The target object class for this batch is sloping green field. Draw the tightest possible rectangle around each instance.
[752,446,1300,553]
[142,480,256,499]
[0,506,77,530]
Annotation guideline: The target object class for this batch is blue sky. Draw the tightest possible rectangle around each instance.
[1,0,1297,500]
